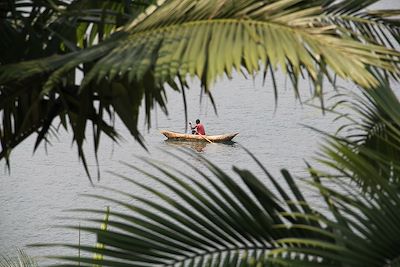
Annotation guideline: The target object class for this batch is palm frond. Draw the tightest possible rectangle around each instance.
[44,149,334,266]
[318,74,400,191]
[271,163,400,267]
[2,0,400,177]
[50,139,400,267]
[265,75,400,266]
[0,0,156,176]
[0,250,38,267]
[7,0,399,89]
[326,0,381,15]
[319,8,400,63]
[42,71,400,266]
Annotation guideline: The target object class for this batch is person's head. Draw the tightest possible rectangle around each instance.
[196,119,200,124]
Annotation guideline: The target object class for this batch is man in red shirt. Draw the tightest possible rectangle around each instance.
[190,119,206,135]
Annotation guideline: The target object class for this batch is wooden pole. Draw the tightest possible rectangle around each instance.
[199,134,213,143]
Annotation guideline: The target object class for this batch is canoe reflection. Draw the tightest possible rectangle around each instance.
[164,140,236,152]
[164,140,208,152]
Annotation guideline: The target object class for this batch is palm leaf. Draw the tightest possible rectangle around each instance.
[50,142,400,266]
[1,0,400,177]
[317,74,400,191]
[320,5,400,65]
[0,0,157,177]
[43,75,400,266]
[271,169,400,267]
[268,75,400,266]
[43,149,333,266]
[0,250,38,267]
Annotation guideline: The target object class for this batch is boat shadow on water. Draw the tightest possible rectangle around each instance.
[164,139,236,153]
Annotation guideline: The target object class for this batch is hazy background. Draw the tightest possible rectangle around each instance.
[1,0,400,262]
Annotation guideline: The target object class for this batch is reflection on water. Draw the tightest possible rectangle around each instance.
[164,139,236,152]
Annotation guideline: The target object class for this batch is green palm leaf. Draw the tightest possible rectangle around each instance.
[44,150,330,266]
[50,142,400,266]
[271,171,400,267]
[269,76,400,266]
[4,0,399,89]
[1,0,400,177]
[320,3,400,65]
[43,76,400,266]
[0,250,38,267]
[0,0,157,178]
[318,74,400,191]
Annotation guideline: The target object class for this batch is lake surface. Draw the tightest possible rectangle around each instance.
[1,0,400,262]
[0,73,343,259]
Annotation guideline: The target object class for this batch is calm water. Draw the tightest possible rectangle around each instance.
[0,74,340,259]
[1,0,400,262]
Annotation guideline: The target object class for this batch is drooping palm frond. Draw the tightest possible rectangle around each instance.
[272,114,400,266]
[0,0,157,178]
[0,0,157,53]
[41,149,333,266]
[0,250,38,267]
[331,10,400,48]
[289,1,400,83]
[316,74,400,191]
[326,0,381,14]
[1,0,400,177]
[42,80,400,266]
[363,9,400,51]
[270,169,400,267]
[5,0,399,89]
[64,0,160,47]
[48,140,400,267]
[320,1,400,62]
[266,76,400,266]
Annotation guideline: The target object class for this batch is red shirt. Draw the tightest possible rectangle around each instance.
[196,123,205,135]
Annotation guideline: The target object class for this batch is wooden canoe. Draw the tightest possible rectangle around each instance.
[160,130,238,142]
